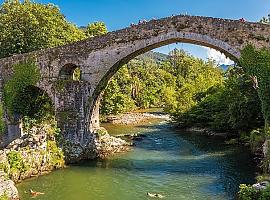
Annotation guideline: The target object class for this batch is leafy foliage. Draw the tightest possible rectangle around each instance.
[0,0,86,58]
[6,151,28,173]
[175,66,264,133]
[100,55,177,115]
[0,193,9,200]
[240,45,270,134]
[47,140,65,168]
[163,49,224,115]
[100,49,223,116]
[238,184,270,200]
[4,61,41,116]
[85,22,108,37]
[101,47,266,140]
[3,61,53,125]
[0,103,5,134]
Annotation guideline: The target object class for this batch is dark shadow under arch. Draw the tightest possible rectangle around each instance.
[59,63,81,81]
[14,85,54,121]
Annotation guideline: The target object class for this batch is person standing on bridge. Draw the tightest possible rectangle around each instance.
[239,18,246,22]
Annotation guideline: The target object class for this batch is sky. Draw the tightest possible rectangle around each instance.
[3,0,270,64]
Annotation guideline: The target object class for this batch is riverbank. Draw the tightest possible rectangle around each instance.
[0,124,132,199]
[103,111,170,125]
[0,123,65,200]
[183,127,230,138]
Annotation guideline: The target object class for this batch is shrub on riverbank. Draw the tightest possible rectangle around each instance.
[238,184,270,200]
[172,66,264,135]
[0,121,65,183]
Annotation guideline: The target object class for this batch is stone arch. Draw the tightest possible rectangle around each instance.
[1,84,54,147]
[87,31,241,130]
[11,85,55,122]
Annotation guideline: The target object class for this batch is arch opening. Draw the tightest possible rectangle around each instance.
[13,85,54,122]
[59,63,81,81]
[87,36,240,129]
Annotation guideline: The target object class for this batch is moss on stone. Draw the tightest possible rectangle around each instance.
[0,104,5,134]
[96,129,107,136]
[47,140,65,168]
[0,193,9,200]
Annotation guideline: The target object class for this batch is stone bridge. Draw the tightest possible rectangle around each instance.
[0,15,269,160]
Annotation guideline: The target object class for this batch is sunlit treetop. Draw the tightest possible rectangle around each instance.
[0,0,86,58]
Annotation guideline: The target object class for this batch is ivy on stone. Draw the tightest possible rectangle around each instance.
[240,44,270,134]
[0,103,5,134]
[3,60,41,119]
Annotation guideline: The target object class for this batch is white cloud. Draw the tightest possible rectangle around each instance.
[206,48,234,65]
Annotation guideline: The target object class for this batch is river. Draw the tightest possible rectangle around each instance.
[17,119,256,200]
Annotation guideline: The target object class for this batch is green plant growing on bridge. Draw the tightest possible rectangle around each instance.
[4,60,41,116]
[240,45,270,135]
[0,103,5,134]
[3,60,53,126]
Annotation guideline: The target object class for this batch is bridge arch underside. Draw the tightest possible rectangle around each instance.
[1,85,54,147]
[88,31,241,129]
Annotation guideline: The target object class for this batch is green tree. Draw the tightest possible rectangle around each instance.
[240,45,270,134]
[176,66,263,133]
[0,0,86,58]
[85,22,108,37]
[100,49,222,116]
[164,49,224,115]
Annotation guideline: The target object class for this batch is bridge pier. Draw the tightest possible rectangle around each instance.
[53,80,101,162]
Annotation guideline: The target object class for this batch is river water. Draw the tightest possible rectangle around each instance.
[17,120,256,200]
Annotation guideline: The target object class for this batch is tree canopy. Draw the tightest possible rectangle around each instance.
[85,22,108,37]
[100,49,223,116]
[0,0,86,58]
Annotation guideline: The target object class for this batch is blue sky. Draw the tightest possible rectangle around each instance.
[2,0,270,63]
[33,0,270,30]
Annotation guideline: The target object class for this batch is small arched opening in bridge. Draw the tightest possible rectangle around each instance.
[59,63,81,81]
[14,85,54,122]
[4,85,54,146]
[87,35,240,131]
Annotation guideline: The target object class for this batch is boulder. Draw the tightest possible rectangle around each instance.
[0,171,19,200]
